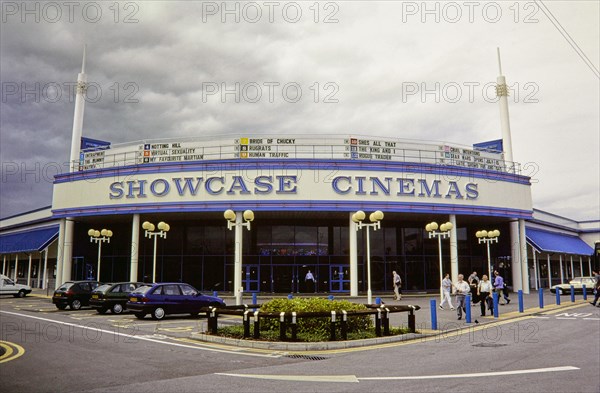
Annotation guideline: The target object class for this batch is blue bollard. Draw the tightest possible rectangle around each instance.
[518,290,524,312]
[493,292,499,318]
[328,295,334,301]
[288,294,293,300]
[252,292,257,305]
[213,291,218,297]
[538,288,544,309]
[375,297,381,305]
[570,285,575,302]
[430,299,438,330]
[583,285,587,300]
[555,289,561,305]
[465,294,471,323]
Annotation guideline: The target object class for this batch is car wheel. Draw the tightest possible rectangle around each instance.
[17,290,26,298]
[56,304,67,310]
[71,299,82,310]
[112,303,124,314]
[152,307,166,320]
[96,308,108,314]
[134,312,146,320]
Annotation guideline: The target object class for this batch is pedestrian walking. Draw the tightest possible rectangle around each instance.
[590,270,600,307]
[493,271,510,305]
[392,270,402,300]
[477,274,493,316]
[454,274,470,320]
[468,271,480,304]
[439,273,455,310]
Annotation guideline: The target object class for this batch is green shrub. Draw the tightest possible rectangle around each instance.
[258,297,372,337]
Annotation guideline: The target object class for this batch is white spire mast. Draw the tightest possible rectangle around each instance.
[68,45,87,171]
[496,47,514,164]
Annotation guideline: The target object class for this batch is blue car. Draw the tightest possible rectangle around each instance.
[126,282,225,320]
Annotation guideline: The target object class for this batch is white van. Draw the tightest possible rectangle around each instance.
[0,274,32,298]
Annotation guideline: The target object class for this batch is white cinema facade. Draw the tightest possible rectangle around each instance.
[1,56,597,298]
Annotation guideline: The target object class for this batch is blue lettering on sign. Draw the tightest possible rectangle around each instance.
[370,177,392,195]
[228,176,251,195]
[205,177,225,195]
[174,177,203,196]
[150,179,170,197]
[332,176,352,194]
[276,175,297,194]
[109,182,124,199]
[397,178,415,196]
[254,176,273,194]
[127,180,147,199]
[466,183,479,199]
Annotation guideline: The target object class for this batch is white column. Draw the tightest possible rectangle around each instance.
[234,211,243,305]
[62,219,75,283]
[130,214,140,282]
[2,255,6,275]
[510,221,522,291]
[559,255,564,284]
[14,254,19,282]
[42,248,49,290]
[27,254,32,287]
[569,256,574,279]
[449,214,458,282]
[588,257,592,276]
[579,256,583,277]
[531,246,540,291]
[547,254,552,289]
[519,219,529,293]
[349,212,358,297]
[37,253,42,288]
[56,218,66,288]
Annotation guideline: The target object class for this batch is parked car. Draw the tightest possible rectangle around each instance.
[52,281,101,310]
[0,274,32,298]
[550,277,596,295]
[126,282,225,320]
[90,282,145,314]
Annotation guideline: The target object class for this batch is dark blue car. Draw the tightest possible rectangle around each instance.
[126,282,225,320]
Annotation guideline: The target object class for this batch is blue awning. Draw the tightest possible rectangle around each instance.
[526,228,593,255]
[0,226,59,254]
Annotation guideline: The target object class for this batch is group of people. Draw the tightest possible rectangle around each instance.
[439,270,510,320]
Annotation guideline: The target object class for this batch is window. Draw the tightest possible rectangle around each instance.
[180,284,197,296]
[162,285,181,296]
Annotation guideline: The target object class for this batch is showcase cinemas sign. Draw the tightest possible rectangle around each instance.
[108,175,479,200]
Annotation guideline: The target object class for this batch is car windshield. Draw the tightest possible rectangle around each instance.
[131,285,153,295]
[57,283,74,291]
[94,284,112,293]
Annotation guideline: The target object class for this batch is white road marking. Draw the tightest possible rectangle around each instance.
[0,310,278,358]
[556,317,577,320]
[216,366,580,383]
[215,373,360,383]
[583,318,600,321]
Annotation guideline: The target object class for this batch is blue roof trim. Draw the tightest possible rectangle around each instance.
[0,225,59,254]
[526,228,593,256]
[52,201,533,219]
[54,159,531,185]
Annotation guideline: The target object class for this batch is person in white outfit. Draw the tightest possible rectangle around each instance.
[439,273,454,310]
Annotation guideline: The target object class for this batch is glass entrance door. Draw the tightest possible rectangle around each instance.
[243,265,260,292]
[271,265,295,293]
[330,265,349,292]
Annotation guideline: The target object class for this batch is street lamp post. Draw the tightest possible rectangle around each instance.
[142,221,170,283]
[476,229,500,278]
[352,210,384,305]
[224,209,254,305]
[426,221,453,301]
[88,228,113,281]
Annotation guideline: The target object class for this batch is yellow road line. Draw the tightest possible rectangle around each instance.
[0,341,25,363]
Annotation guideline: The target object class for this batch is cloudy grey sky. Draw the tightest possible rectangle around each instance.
[1,1,598,221]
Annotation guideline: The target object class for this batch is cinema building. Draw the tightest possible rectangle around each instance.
[1,59,598,300]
